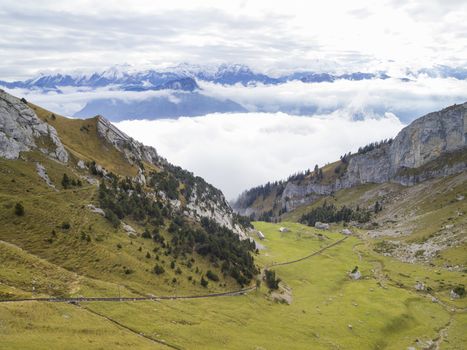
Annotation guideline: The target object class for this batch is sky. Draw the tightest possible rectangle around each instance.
[1,0,466,199]
[1,0,466,79]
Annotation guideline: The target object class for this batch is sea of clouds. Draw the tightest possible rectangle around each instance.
[5,76,466,198]
[115,111,405,199]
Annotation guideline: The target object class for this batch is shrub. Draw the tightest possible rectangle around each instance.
[61,173,71,189]
[175,267,182,275]
[104,209,120,228]
[141,230,151,239]
[14,202,24,216]
[61,222,71,230]
[453,285,465,297]
[154,264,165,275]
[200,277,209,288]
[206,270,219,282]
[265,269,280,290]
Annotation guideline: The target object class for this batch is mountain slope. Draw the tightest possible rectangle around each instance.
[233,102,467,218]
[0,90,256,301]
[73,92,247,121]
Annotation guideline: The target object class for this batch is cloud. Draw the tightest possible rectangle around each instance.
[198,77,467,122]
[0,0,466,79]
[6,76,467,122]
[115,112,405,200]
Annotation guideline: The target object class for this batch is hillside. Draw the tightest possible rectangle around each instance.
[1,91,466,349]
[233,102,467,220]
[0,89,257,302]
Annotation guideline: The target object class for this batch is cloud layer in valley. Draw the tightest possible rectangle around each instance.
[7,76,467,123]
[115,111,405,199]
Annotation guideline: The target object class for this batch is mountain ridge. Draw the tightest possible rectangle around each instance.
[233,102,467,219]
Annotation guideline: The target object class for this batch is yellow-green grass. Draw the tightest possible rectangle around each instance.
[0,302,166,350]
[30,102,138,177]
[80,222,462,350]
[3,221,463,349]
[0,154,239,299]
[283,173,467,257]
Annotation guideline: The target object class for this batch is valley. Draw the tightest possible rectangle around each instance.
[1,221,466,349]
[0,91,465,349]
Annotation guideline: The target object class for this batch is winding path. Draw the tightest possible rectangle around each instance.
[270,236,349,267]
[0,287,255,304]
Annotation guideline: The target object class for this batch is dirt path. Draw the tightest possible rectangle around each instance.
[0,287,255,304]
[270,236,349,267]
[79,304,183,350]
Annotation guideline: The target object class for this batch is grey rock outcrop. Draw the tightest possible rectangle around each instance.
[0,90,68,162]
[36,162,56,190]
[96,116,160,166]
[95,114,248,238]
[235,102,467,217]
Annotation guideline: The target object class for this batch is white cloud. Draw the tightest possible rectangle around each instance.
[0,0,466,79]
[198,77,467,122]
[115,112,405,200]
[7,76,467,123]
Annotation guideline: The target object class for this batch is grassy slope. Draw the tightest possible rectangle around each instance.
[283,172,467,267]
[30,102,139,177]
[1,221,465,349]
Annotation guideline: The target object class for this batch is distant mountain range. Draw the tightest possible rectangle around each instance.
[0,63,393,91]
[1,63,466,121]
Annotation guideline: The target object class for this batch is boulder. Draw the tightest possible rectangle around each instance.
[86,204,105,216]
[341,228,352,235]
[415,282,425,291]
[122,223,136,234]
[315,222,330,230]
[349,266,361,280]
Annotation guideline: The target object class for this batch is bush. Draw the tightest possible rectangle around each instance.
[206,270,219,282]
[265,269,280,290]
[14,202,24,216]
[61,222,71,230]
[200,277,209,288]
[154,264,165,275]
[453,286,465,297]
[61,173,71,189]
[104,209,120,228]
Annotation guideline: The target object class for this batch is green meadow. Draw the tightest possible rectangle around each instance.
[1,221,465,349]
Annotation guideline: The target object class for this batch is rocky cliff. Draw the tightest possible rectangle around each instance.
[0,90,68,162]
[0,90,247,238]
[234,102,467,218]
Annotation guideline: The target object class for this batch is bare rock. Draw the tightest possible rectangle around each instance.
[36,162,56,190]
[0,90,68,162]
[315,222,330,230]
[86,204,105,216]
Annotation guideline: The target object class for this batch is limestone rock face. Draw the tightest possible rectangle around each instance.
[96,116,161,165]
[95,114,248,238]
[235,102,467,217]
[0,90,68,162]
[389,104,466,170]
